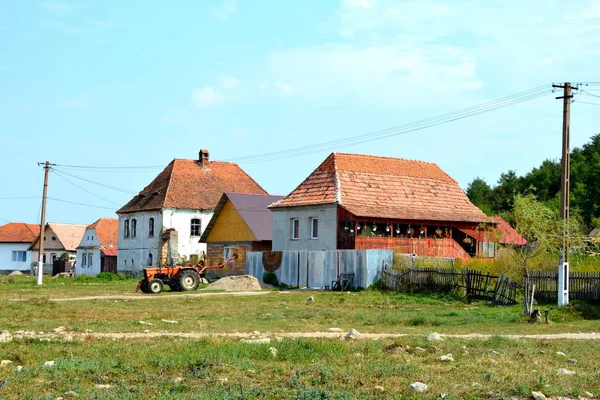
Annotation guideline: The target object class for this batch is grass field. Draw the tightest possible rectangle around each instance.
[0,275,599,399]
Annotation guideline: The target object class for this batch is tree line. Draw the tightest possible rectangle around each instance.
[466,132,600,232]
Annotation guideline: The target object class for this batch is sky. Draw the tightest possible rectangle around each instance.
[1,0,599,226]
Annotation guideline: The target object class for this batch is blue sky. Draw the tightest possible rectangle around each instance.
[1,0,599,225]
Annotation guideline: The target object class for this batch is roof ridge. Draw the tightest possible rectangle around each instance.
[333,153,342,204]
[333,152,439,166]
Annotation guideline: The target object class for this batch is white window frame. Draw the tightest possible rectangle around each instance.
[291,218,300,240]
[88,253,93,268]
[82,252,87,267]
[310,217,319,239]
[12,251,26,262]
[124,220,130,238]
[131,218,137,238]
[191,218,202,236]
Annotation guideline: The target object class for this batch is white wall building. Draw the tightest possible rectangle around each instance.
[0,222,39,272]
[76,218,118,276]
[116,150,268,276]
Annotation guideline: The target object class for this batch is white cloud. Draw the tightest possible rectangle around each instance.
[211,0,238,22]
[40,1,75,15]
[220,74,240,89]
[192,86,224,107]
[41,19,86,34]
[274,81,295,96]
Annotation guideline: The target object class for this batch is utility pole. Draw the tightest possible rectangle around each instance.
[36,161,53,286]
[552,82,577,306]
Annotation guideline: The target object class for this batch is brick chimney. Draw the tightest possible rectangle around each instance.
[199,149,210,167]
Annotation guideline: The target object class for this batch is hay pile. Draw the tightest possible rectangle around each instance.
[8,270,23,276]
[206,275,263,291]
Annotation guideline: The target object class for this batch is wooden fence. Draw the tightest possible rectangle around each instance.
[382,267,519,305]
[524,270,600,303]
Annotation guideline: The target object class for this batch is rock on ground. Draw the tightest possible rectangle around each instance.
[241,338,271,344]
[328,328,343,332]
[0,360,12,367]
[345,329,361,340]
[173,377,184,384]
[439,354,454,362]
[268,347,278,357]
[64,391,79,398]
[531,391,547,400]
[409,382,428,393]
[94,384,111,389]
[557,368,576,375]
[43,361,55,367]
[161,319,178,324]
[427,332,443,341]
[0,331,13,343]
[374,386,384,392]
[206,275,263,291]
[8,270,23,276]
[306,296,315,303]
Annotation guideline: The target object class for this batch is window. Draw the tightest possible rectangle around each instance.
[82,253,87,267]
[88,253,93,267]
[191,218,201,236]
[291,218,300,240]
[148,218,154,237]
[11,251,26,262]
[52,236,56,241]
[131,219,137,238]
[124,220,130,238]
[43,254,46,263]
[310,217,319,239]
[147,253,153,266]
[224,247,235,261]
[51,253,57,262]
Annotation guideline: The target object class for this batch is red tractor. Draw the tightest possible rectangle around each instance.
[136,253,238,294]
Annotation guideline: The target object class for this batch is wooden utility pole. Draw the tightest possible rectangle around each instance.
[552,82,577,306]
[36,161,52,286]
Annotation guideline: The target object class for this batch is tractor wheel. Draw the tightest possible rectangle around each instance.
[139,279,150,293]
[148,279,164,294]
[177,269,200,291]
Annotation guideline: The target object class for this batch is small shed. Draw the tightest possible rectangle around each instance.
[200,192,284,277]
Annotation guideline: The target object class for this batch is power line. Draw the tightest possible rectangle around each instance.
[576,101,600,106]
[47,197,117,210]
[52,170,123,206]
[226,86,552,164]
[51,168,137,195]
[580,90,600,99]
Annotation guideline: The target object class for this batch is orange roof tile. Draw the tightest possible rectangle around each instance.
[88,218,119,249]
[271,153,487,223]
[117,158,267,213]
[0,223,40,243]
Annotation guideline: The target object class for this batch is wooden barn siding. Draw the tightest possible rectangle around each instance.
[246,249,392,289]
[354,237,468,258]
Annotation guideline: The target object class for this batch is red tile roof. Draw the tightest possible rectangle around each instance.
[0,223,40,243]
[491,216,527,245]
[271,153,488,223]
[88,218,118,249]
[117,158,267,213]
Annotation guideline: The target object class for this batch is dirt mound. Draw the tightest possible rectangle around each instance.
[206,275,263,291]
[8,271,23,276]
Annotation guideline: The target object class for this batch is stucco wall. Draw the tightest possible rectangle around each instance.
[271,204,338,251]
[75,248,101,276]
[0,243,32,271]
[117,209,213,275]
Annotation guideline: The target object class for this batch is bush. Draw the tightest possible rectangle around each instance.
[96,272,120,281]
[262,271,279,286]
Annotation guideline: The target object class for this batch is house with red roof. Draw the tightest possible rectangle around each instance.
[116,150,268,275]
[28,223,87,272]
[270,152,498,259]
[0,222,40,272]
[76,218,118,276]
[199,192,284,277]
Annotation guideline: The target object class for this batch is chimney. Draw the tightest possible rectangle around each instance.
[199,149,210,167]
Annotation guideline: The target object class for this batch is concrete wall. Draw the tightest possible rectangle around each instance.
[162,208,212,259]
[0,243,32,271]
[271,204,337,251]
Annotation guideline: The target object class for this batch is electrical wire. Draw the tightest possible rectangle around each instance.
[52,170,123,206]
[580,90,600,99]
[47,197,117,210]
[576,101,600,106]
[51,168,137,195]
[226,86,552,164]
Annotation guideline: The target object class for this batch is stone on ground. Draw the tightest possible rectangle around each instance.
[64,391,79,398]
[16,365,23,372]
[427,332,443,341]
[8,270,23,276]
[268,347,278,357]
[43,361,55,367]
[53,326,66,333]
[531,391,547,400]
[161,319,178,324]
[439,354,454,362]
[557,368,575,375]
[328,328,342,332]
[556,351,566,356]
[567,358,577,363]
[306,296,314,303]
[94,384,111,389]
[0,360,12,367]
[0,331,13,343]
[374,386,384,392]
[345,329,361,340]
[173,377,184,384]
[241,338,271,344]
[409,382,428,393]
[206,275,263,291]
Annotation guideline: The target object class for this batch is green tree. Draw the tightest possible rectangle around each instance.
[466,177,493,215]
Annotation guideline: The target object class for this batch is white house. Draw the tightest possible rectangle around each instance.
[116,149,268,275]
[29,223,87,272]
[76,218,118,276]
[0,223,40,272]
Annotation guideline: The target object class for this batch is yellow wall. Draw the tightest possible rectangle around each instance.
[206,200,257,242]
